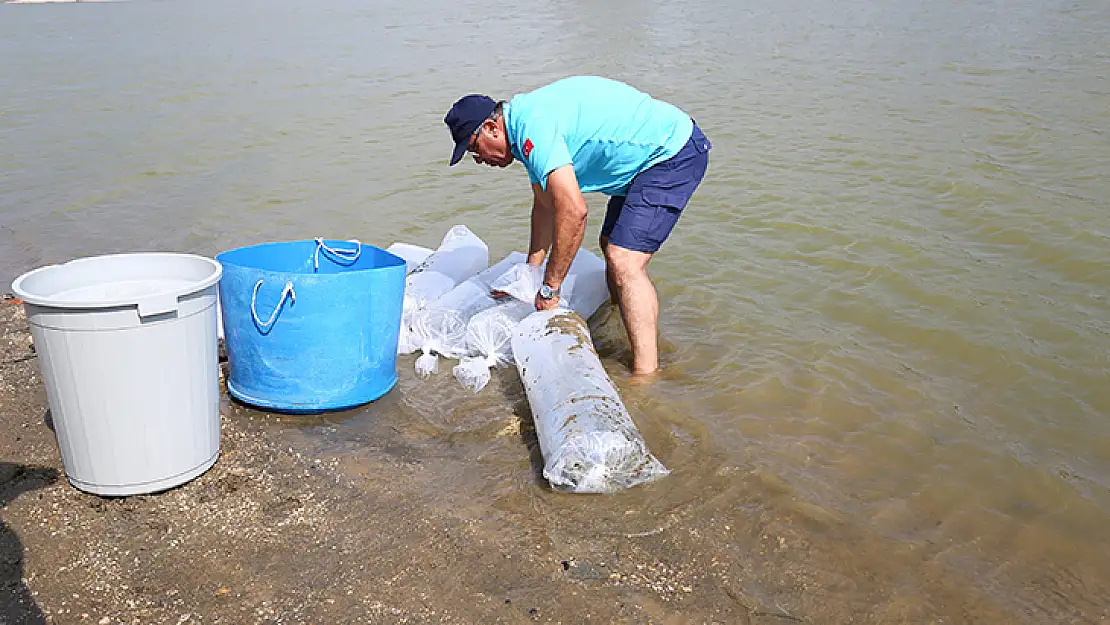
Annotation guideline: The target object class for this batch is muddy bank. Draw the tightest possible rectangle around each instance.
[0,299,1100,624]
[0,299,782,624]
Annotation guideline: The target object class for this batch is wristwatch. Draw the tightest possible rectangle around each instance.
[539,283,561,300]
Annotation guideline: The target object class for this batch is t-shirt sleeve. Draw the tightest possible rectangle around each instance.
[517,116,571,191]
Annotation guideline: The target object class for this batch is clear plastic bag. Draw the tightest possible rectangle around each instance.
[454,249,610,392]
[486,262,545,304]
[398,226,488,354]
[410,252,525,377]
[385,242,434,274]
[555,248,609,321]
[485,248,609,319]
[511,309,669,493]
[452,300,534,392]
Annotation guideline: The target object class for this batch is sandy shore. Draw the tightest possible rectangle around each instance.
[0,298,812,624]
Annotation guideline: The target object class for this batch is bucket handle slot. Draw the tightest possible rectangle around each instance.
[251,280,296,331]
[136,293,180,318]
[313,238,361,271]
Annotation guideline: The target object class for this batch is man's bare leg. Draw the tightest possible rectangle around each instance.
[600,235,619,307]
[601,240,659,375]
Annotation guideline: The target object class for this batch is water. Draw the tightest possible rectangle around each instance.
[3,0,1109,619]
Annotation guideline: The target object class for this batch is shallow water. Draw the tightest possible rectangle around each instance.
[3,0,1109,620]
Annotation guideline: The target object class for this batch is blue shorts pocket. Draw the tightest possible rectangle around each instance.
[608,198,682,253]
[642,187,693,212]
[631,194,683,252]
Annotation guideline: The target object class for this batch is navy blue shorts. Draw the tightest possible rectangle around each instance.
[601,123,711,253]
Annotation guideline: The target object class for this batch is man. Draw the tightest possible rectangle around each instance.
[444,76,710,375]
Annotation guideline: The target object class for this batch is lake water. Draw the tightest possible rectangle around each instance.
[2,0,1108,621]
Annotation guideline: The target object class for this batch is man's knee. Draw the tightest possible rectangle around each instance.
[603,244,651,286]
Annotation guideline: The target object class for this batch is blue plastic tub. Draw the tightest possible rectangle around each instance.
[216,239,406,413]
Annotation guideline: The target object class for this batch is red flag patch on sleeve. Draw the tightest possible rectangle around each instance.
[523,138,534,158]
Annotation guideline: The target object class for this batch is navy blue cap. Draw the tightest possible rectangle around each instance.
[444,94,497,165]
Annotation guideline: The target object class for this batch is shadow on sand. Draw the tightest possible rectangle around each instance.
[1,462,60,625]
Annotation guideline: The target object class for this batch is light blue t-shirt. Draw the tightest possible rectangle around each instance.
[504,76,694,195]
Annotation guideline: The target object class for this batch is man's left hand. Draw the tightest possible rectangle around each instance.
[535,291,560,311]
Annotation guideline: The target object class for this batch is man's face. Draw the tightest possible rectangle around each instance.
[469,119,514,168]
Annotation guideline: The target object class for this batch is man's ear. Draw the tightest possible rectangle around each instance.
[484,118,500,137]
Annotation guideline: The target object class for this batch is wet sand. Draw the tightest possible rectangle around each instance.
[1,298,1105,624]
[0,298,794,624]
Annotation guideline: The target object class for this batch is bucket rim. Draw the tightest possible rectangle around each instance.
[215,239,406,271]
[11,252,222,311]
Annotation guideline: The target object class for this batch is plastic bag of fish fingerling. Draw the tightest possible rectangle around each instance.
[454,248,611,392]
[486,248,610,320]
[411,252,526,377]
[558,248,609,321]
[486,262,544,305]
[452,300,534,392]
[456,263,563,393]
[398,225,489,354]
[386,242,434,274]
[511,309,669,493]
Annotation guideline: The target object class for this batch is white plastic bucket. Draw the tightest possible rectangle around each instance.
[11,253,223,496]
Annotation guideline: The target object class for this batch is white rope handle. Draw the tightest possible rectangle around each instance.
[251,280,296,329]
[313,238,361,271]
